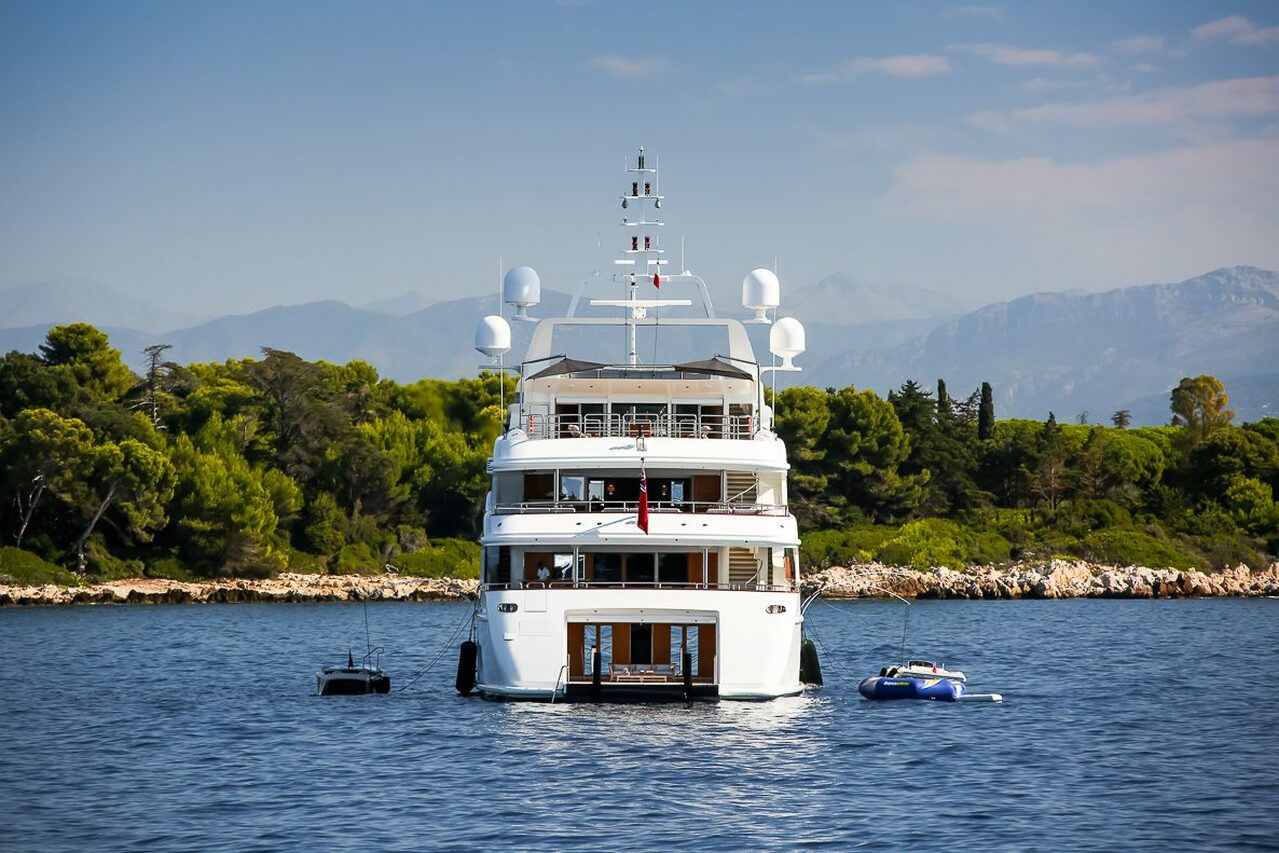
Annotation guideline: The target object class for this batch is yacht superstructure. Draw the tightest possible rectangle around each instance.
[466,149,809,701]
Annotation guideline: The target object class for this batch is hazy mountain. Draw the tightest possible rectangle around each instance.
[0,279,203,333]
[361,291,433,315]
[3,268,1275,425]
[787,273,973,325]
[812,266,1279,424]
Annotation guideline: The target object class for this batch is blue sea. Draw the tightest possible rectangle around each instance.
[2,598,1277,851]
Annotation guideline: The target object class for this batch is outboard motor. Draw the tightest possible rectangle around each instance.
[455,640,478,696]
[800,637,823,686]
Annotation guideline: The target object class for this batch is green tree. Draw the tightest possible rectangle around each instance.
[820,386,923,521]
[69,438,176,573]
[773,386,832,525]
[39,324,136,401]
[1171,375,1234,448]
[1031,412,1068,515]
[3,409,95,548]
[1221,476,1279,538]
[244,348,344,479]
[0,351,87,418]
[1111,409,1132,429]
[168,431,299,575]
[977,382,995,440]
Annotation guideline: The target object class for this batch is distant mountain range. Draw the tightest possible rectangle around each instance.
[2,267,1276,425]
[0,279,205,333]
[810,266,1279,423]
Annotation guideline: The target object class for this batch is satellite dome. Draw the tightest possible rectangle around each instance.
[769,316,806,369]
[503,266,541,320]
[742,268,780,323]
[474,315,512,359]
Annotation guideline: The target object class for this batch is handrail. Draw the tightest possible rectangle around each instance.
[479,580,797,593]
[522,412,756,441]
[493,499,786,516]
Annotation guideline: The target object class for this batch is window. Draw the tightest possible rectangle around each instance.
[593,553,622,583]
[626,553,655,584]
[656,552,687,585]
[560,475,586,502]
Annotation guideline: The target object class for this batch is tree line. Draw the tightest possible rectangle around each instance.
[0,324,502,582]
[1,323,1276,582]
[774,376,1278,570]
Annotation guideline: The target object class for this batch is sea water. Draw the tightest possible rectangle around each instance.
[1,598,1276,851]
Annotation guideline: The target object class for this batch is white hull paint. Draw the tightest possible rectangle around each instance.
[474,586,804,701]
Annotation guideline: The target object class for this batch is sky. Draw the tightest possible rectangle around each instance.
[2,0,1278,318]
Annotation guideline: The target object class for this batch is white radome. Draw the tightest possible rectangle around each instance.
[504,266,541,319]
[474,315,512,359]
[769,316,806,369]
[742,268,780,323]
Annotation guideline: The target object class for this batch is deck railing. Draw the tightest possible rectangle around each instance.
[520,412,755,441]
[493,499,787,516]
[480,580,797,594]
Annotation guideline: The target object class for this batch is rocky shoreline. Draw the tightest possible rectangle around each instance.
[0,573,479,607]
[804,560,1279,600]
[2,561,1278,606]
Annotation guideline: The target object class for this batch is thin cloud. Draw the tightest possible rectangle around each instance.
[882,140,1279,273]
[590,55,671,79]
[1020,76,1279,126]
[1192,15,1279,45]
[803,54,951,84]
[954,42,1101,68]
[1110,35,1164,55]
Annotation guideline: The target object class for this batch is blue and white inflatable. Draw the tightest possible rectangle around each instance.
[858,660,1002,703]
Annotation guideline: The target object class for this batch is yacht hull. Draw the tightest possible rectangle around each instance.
[472,586,804,702]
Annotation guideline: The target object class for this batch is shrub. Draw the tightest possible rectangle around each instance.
[144,555,197,581]
[389,538,479,578]
[333,541,380,575]
[285,547,325,575]
[801,525,895,568]
[877,519,966,570]
[1070,527,1201,569]
[0,546,81,586]
[968,530,1013,565]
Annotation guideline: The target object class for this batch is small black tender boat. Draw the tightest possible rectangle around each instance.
[317,649,391,696]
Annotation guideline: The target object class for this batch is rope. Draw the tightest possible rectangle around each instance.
[396,606,473,693]
[803,606,859,684]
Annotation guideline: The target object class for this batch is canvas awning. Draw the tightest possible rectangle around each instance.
[670,357,753,380]
[526,357,608,380]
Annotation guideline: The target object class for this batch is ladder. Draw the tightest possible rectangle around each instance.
[728,547,759,587]
[724,471,757,507]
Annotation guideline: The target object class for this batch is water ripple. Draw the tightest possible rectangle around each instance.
[1,598,1277,850]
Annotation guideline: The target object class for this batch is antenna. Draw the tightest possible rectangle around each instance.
[364,600,372,661]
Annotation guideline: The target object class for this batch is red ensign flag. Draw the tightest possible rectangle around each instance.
[653,272,661,289]
[637,466,649,534]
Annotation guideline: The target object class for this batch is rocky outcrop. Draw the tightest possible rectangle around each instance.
[804,560,1279,600]
[0,573,479,607]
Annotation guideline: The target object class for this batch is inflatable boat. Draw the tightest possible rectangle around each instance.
[858,660,1001,703]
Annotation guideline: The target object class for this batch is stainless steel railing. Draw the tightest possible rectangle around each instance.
[492,499,787,516]
[480,580,797,593]
[519,412,756,441]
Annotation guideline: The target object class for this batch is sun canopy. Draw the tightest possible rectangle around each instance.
[526,357,608,380]
[670,357,753,380]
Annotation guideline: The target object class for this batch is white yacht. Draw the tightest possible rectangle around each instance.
[464,148,811,701]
